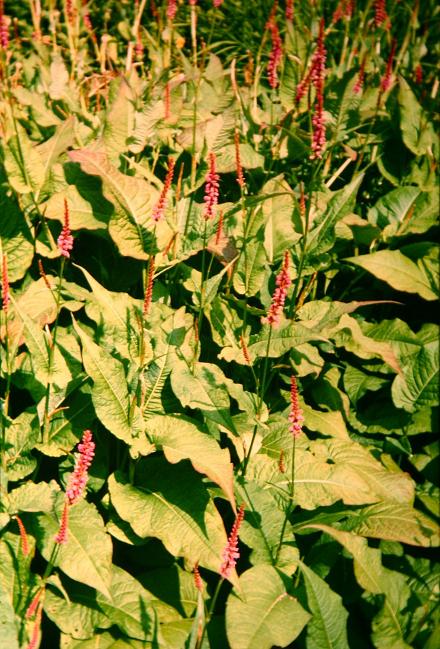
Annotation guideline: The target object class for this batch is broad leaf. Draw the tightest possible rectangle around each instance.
[30,495,113,597]
[300,562,349,649]
[225,565,310,649]
[108,464,229,576]
[68,149,158,260]
[146,414,235,506]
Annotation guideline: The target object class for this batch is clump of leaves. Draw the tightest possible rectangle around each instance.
[0,1,438,648]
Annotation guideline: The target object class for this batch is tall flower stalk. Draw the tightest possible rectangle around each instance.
[310,19,326,159]
[43,200,74,443]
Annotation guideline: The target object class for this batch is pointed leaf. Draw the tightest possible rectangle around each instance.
[30,495,112,597]
[300,562,349,649]
[68,149,158,260]
[108,465,228,576]
[146,414,235,507]
[226,565,310,649]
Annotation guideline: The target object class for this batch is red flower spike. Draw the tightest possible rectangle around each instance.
[58,199,74,258]
[0,8,9,50]
[193,563,203,592]
[26,601,43,649]
[415,64,423,84]
[265,1,278,31]
[213,0,224,7]
[285,0,294,21]
[278,449,286,473]
[261,251,291,328]
[268,23,282,89]
[289,376,304,437]
[152,157,175,222]
[381,39,396,92]
[353,57,366,94]
[240,335,251,365]
[203,152,220,220]
[167,0,177,20]
[25,589,43,619]
[309,19,327,159]
[234,129,245,189]
[65,430,95,505]
[374,0,388,28]
[54,501,69,544]
[1,253,10,315]
[15,516,29,556]
[220,504,245,579]
[143,256,155,317]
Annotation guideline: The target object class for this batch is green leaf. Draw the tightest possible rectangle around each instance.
[146,414,235,506]
[306,174,364,256]
[3,127,45,195]
[73,320,142,445]
[35,117,75,199]
[12,296,72,389]
[220,321,324,363]
[398,77,437,156]
[171,361,237,435]
[301,526,412,648]
[108,464,229,576]
[31,494,113,597]
[96,566,155,641]
[0,580,19,649]
[342,503,439,547]
[368,186,438,240]
[4,410,39,480]
[233,238,268,297]
[68,149,158,260]
[103,77,136,161]
[299,562,349,649]
[391,326,439,412]
[225,565,310,649]
[76,264,141,360]
[0,194,34,282]
[253,438,414,509]
[261,176,301,263]
[345,250,438,301]
[44,580,111,639]
[237,481,299,574]
[7,481,58,514]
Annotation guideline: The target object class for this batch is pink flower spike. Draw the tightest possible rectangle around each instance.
[167,0,177,20]
[65,430,95,505]
[0,1,9,50]
[261,250,291,328]
[15,516,29,556]
[220,504,245,579]
[58,199,74,258]
[285,0,294,21]
[268,23,283,89]
[374,0,388,28]
[152,157,175,222]
[203,152,220,220]
[54,502,69,545]
[213,0,224,7]
[288,376,304,437]
[1,253,10,314]
[380,39,396,92]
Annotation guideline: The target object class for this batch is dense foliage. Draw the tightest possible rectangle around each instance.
[0,1,439,648]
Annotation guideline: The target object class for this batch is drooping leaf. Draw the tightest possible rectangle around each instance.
[345,250,438,301]
[73,320,142,445]
[299,561,349,649]
[342,502,439,547]
[68,149,158,260]
[170,361,237,435]
[96,565,156,641]
[225,565,310,649]
[30,494,113,597]
[146,414,235,507]
[108,464,229,576]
